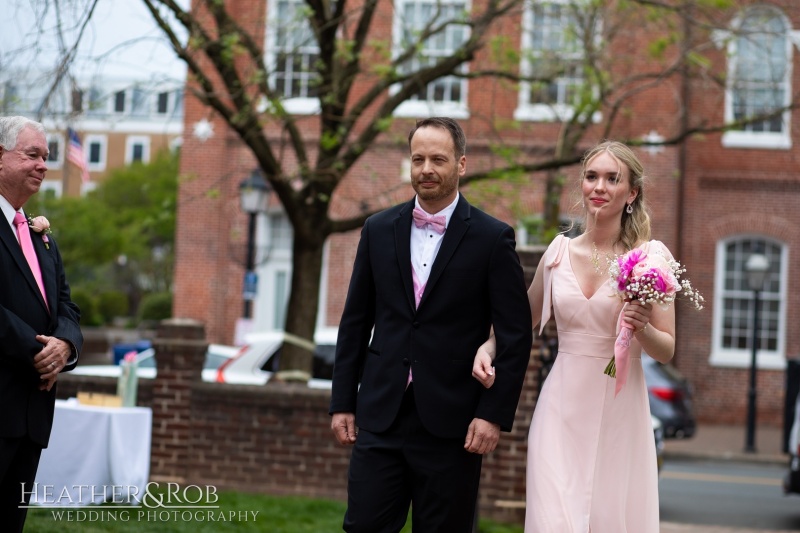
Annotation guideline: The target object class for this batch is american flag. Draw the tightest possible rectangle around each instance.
[66,128,90,183]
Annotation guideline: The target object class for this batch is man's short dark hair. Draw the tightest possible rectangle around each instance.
[408,117,466,159]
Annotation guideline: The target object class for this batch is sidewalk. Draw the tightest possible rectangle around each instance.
[660,524,797,533]
[663,423,788,465]
[660,423,792,533]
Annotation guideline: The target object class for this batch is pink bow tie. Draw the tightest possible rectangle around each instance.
[412,208,446,234]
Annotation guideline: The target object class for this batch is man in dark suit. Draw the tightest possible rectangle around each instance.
[330,117,532,532]
[0,116,82,530]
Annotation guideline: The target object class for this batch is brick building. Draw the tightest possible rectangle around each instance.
[0,71,183,196]
[174,0,799,426]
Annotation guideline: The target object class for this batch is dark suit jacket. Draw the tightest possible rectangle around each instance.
[0,214,82,447]
[330,196,532,439]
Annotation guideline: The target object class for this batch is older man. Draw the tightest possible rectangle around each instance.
[0,116,82,531]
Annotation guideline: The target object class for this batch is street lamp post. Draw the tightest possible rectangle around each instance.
[743,252,769,453]
[239,169,270,319]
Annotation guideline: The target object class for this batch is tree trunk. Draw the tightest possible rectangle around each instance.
[274,234,326,380]
[543,170,565,238]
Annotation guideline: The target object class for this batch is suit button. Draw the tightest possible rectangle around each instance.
[412,321,420,328]
[403,358,410,367]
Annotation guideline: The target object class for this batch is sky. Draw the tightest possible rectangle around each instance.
[1,0,187,83]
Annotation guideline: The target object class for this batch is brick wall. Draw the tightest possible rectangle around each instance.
[171,0,800,431]
[61,280,547,524]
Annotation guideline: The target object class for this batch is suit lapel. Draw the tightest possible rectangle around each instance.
[417,195,470,310]
[0,217,50,313]
[32,229,55,314]
[394,200,416,313]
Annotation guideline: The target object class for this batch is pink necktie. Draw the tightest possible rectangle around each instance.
[412,208,446,234]
[13,212,48,305]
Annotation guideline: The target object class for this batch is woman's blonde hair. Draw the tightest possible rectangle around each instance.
[579,140,651,251]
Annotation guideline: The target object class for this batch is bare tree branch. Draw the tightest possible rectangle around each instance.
[35,0,100,121]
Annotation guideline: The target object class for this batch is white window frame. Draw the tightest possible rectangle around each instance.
[84,134,108,172]
[515,0,600,123]
[46,133,64,170]
[264,0,321,115]
[400,158,411,182]
[250,209,331,332]
[81,181,98,196]
[154,89,183,117]
[85,87,105,117]
[130,87,149,118]
[253,210,294,332]
[391,0,471,119]
[39,180,63,198]
[722,6,795,150]
[125,135,151,164]
[112,90,127,114]
[155,91,170,115]
[710,236,787,370]
[2,82,20,113]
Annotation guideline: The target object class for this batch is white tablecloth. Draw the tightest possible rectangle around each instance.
[33,399,152,506]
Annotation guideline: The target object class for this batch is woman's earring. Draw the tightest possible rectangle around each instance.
[626,203,633,214]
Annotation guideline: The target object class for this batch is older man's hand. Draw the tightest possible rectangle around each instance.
[33,335,70,390]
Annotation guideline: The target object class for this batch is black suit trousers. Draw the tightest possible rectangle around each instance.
[0,436,43,533]
[343,385,482,533]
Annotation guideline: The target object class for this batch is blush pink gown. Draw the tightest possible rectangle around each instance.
[524,235,660,533]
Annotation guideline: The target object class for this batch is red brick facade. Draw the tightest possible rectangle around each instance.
[174,0,800,428]
[58,320,544,523]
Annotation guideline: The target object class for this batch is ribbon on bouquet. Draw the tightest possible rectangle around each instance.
[612,303,634,397]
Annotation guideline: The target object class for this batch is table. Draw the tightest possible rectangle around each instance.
[33,399,152,506]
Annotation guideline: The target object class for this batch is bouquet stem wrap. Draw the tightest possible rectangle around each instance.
[605,304,633,397]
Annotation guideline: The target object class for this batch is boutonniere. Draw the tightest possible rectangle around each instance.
[27,215,52,249]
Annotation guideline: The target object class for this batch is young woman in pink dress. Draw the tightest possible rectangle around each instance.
[473,141,676,532]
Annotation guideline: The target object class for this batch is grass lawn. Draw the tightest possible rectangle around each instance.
[24,492,524,533]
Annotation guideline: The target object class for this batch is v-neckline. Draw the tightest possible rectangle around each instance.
[566,239,606,301]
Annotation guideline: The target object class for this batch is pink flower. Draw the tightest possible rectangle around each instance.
[30,216,50,234]
[616,249,646,290]
[651,267,681,295]
[636,254,680,296]
[27,215,51,249]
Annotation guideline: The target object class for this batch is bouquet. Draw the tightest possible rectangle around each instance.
[604,247,703,395]
[117,350,139,407]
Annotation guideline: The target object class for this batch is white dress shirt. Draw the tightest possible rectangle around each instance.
[410,193,459,286]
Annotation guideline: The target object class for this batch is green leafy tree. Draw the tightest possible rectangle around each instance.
[18,0,800,378]
[26,150,179,319]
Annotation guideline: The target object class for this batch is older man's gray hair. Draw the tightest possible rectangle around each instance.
[0,116,46,150]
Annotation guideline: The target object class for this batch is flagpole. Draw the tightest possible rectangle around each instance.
[62,124,70,196]
[66,126,90,194]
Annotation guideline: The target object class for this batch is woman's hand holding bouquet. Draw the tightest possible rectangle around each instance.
[605,247,703,395]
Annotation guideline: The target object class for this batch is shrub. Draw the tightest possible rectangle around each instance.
[70,288,101,326]
[97,291,129,324]
[138,292,173,323]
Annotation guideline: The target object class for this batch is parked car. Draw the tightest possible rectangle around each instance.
[784,390,800,494]
[652,414,665,474]
[215,328,338,388]
[642,352,696,439]
[70,344,239,382]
